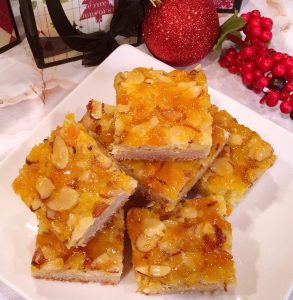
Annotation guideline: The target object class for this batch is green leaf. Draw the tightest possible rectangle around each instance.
[213,12,246,52]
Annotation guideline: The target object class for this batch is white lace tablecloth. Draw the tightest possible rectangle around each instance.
[1,0,293,299]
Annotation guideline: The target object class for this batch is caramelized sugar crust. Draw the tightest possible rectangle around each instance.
[196,106,276,214]
[112,68,212,154]
[32,212,124,278]
[127,197,235,294]
[81,100,227,211]
[13,114,136,246]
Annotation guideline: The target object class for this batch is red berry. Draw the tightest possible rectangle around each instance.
[243,26,250,35]
[228,65,237,74]
[219,58,228,68]
[255,76,270,89]
[242,72,254,85]
[260,96,267,104]
[243,61,255,73]
[265,95,279,107]
[285,82,293,93]
[259,30,272,43]
[272,63,286,77]
[267,90,279,102]
[241,13,251,22]
[250,10,261,18]
[253,87,263,94]
[284,57,293,69]
[242,46,255,60]
[256,47,269,57]
[235,53,243,62]
[250,26,262,38]
[254,69,264,78]
[249,17,261,28]
[260,17,273,30]
[271,52,283,64]
[286,67,293,81]
[226,48,237,57]
[279,90,290,101]
[280,101,293,114]
[257,57,273,72]
[236,65,243,76]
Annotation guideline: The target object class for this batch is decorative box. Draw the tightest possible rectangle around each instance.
[213,0,243,13]
[0,0,20,53]
[19,0,145,68]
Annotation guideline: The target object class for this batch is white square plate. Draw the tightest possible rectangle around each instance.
[0,45,293,300]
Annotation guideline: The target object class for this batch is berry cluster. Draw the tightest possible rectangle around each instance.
[218,10,293,119]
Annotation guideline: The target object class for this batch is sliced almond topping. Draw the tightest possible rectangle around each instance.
[79,170,92,181]
[149,265,171,277]
[30,199,43,212]
[229,133,243,145]
[67,213,76,228]
[135,266,149,276]
[158,240,181,255]
[181,206,198,219]
[46,186,79,212]
[46,209,56,220]
[249,143,272,161]
[41,246,57,260]
[31,248,46,266]
[69,217,95,247]
[196,222,214,239]
[91,252,111,268]
[210,157,234,176]
[51,136,69,170]
[124,70,145,84]
[87,100,103,120]
[143,219,166,237]
[96,155,112,170]
[35,176,55,200]
[135,233,159,252]
[40,258,64,271]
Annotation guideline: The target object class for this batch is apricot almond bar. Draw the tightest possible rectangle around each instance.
[32,211,124,284]
[111,67,213,160]
[80,100,228,212]
[195,106,276,214]
[13,114,137,247]
[127,197,235,294]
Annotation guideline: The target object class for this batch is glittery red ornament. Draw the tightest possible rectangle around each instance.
[143,0,220,66]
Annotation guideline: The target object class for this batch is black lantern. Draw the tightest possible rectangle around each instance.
[0,0,20,53]
[19,0,145,68]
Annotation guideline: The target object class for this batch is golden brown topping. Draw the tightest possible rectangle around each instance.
[92,203,108,218]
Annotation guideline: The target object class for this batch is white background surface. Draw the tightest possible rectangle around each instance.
[1,0,293,299]
[1,44,293,300]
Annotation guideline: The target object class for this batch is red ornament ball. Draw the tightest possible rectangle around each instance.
[142,0,219,66]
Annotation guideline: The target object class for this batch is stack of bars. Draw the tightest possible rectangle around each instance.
[13,67,276,294]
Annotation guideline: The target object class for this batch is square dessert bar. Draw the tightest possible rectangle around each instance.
[13,114,137,247]
[127,197,235,294]
[81,100,228,212]
[32,211,125,284]
[195,106,276,214]
[111,67,213,161]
